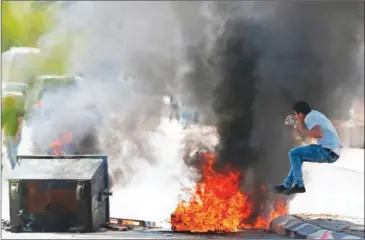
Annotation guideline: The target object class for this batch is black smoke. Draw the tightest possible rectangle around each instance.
[41,1,363,223]
[179,1,364,225]
[250,1,363,185]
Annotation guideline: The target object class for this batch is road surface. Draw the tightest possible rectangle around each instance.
[289,147,364,222]
[2,228,290,239]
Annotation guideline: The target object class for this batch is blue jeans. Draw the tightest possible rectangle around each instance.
[283,144,338,188]
[6,134,21,169]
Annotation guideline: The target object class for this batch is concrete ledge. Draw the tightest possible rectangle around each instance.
[269,215,363,239]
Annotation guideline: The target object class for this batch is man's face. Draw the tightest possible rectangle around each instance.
[293,111,305,121]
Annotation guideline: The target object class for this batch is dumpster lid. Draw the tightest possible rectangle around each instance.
[8,158,103,180]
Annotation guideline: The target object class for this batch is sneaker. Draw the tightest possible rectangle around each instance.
[283,185,306,195]
[271,185,289,194]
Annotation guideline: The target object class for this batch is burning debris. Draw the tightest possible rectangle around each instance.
[171,152,288,232]
[50,133,73,155]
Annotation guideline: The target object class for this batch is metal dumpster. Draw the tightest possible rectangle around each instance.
[8,155,110,233]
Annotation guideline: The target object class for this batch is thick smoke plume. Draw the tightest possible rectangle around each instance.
[34,2,188,185]
[250,2,363,219]
[176,2,364,224]
[32,1,363,223]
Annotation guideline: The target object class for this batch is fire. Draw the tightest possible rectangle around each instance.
[171,153,288,232]
[50,133,73,155]
[240,198,288,230]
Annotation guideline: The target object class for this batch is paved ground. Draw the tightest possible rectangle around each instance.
[1,228,291,239]
[289,148,364,220]
[288,147,364,237]
[295,214,365,238]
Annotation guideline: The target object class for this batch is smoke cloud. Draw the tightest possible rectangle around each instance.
[174,1,364,223]
[33,1,188,185]
[31,1,363,223]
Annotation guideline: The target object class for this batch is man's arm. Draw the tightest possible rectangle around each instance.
[15,115,24,136]
[295,114,324,139]
[297,123,323,139]
[14,110,25,144]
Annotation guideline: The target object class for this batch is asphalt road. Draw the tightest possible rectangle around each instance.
[1,229,291,239]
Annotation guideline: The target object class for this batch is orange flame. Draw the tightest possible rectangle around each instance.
[171,153,288,232]
[50,133,72,155]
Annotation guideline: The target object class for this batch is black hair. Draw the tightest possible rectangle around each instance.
[293,101,312,115]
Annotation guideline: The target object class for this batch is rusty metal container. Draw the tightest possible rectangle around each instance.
[8,155,110,233]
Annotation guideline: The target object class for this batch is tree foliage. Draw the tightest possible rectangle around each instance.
[2,1,74,116]
[1,1,53,52]
[2,1,72,75]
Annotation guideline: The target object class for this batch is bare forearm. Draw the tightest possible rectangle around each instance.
[300,128,322,139]
[15,117,23,136]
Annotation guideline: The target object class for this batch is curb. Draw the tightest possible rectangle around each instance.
[269,215,364,239]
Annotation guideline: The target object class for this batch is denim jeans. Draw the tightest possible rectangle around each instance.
[283,144,339,188]
[5,134,21,170]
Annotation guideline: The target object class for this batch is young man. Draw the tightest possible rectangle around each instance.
[2,95,25,169]
[273,101,342,195]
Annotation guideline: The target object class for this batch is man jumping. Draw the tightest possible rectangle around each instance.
[273,101,342,195]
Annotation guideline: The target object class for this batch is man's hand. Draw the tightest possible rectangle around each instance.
[295,120,305,132]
